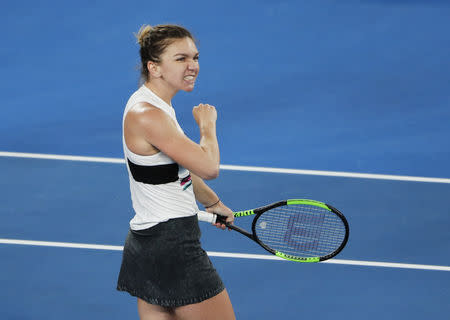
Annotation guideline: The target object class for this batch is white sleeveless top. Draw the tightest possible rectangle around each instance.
[122,85,199,230]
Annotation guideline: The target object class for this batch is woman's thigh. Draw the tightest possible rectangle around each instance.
[174,289,235,320]
[137,298,176,320]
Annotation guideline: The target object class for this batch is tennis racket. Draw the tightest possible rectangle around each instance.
[197,199,349,262]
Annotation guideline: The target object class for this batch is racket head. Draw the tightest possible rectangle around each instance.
[251,199,349,262]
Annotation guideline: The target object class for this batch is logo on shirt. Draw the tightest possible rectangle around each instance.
[180,175,192,191]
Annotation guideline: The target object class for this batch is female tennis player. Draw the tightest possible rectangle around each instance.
[116,24,236,320]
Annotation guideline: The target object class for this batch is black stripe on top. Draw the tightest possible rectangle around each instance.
[127,158,179,185]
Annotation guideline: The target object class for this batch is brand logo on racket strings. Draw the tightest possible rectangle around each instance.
[284,213,325,250]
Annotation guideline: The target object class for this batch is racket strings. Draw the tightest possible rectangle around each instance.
[255,204,346,258]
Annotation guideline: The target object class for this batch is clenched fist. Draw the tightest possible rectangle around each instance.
[193,103,217,127]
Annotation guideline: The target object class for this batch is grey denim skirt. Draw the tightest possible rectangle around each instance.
[116,215,225,307]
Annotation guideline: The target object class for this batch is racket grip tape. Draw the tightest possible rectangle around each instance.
[197,211,217,224]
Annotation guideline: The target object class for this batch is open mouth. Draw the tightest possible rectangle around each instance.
[184,75,196,81]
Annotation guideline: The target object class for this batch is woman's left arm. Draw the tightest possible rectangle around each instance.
[191,173,234,229]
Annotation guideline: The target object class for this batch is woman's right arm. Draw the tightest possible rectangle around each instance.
[124,102,220,180]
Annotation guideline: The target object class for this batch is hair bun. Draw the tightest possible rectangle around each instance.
[135,24,153,47]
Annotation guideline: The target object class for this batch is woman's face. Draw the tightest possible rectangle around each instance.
[156,37,199,92]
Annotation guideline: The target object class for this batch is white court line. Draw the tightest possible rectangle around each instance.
[0,151,124,164]
[1,238,449,272]
[1,151,449,184]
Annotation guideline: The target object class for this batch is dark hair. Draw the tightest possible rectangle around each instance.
[135,24,195,81]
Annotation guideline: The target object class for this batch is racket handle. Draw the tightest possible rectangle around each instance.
[197,211,217,224]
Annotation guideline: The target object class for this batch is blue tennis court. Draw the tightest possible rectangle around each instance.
[1,1,449,319]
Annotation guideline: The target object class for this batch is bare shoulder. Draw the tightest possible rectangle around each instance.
[127,102,164,123]
[125,102,181,148]
[126,102,176,131]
